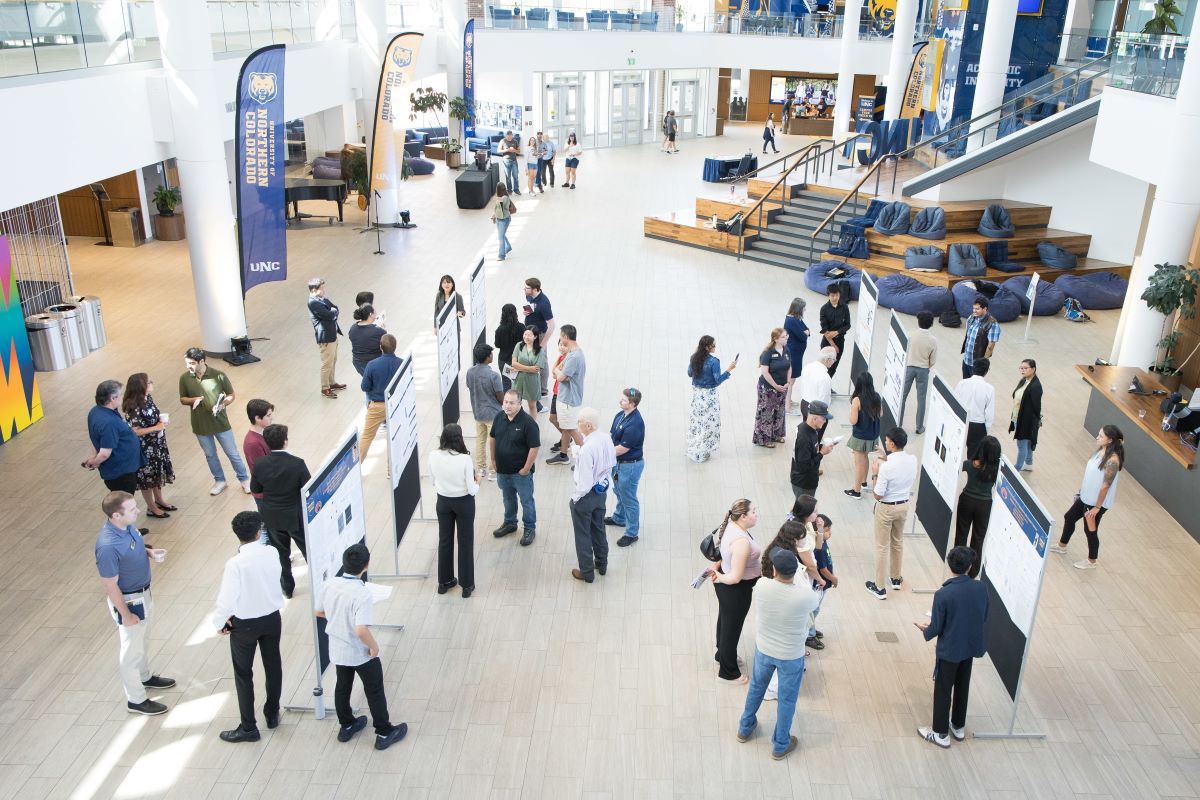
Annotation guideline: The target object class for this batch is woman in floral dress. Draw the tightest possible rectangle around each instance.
[122,373,176,517]
[686,335,738,462]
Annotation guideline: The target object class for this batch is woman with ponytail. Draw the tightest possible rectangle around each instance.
[710,499,762,683]
[1050,424,1125,569]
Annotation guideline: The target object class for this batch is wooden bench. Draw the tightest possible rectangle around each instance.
[644,209,757,254]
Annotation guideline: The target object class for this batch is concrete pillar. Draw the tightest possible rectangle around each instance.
[833,0,864,140]
[1057,0,1094,63]
[883,0,918,123]
[967,0,1019,150]
[1114,47,1200,369]
[152,0,246,353]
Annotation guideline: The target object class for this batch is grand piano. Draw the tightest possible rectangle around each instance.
[284,178,349,225]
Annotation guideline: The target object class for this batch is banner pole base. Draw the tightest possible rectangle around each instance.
[372,623,405,632]
[972,731,1046,740]
[284,687,327,719]
[371,572,428,581]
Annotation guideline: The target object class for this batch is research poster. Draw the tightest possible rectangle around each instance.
[856,271,879,366]
[920,371,967,507]
[470,257,485,348]
[881,312,908,425]
[385,354,418,491]
[303,433,367,609]
[981,465,1050,637]
[437,299,459,402]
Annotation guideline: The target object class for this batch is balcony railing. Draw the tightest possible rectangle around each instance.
[208,1,356,54]
[1108,32,1189,99]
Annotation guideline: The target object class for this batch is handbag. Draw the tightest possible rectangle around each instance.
[700,528,722,562]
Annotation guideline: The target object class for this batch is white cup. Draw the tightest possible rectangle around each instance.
[160,412,170,425]
[151,549,166,563]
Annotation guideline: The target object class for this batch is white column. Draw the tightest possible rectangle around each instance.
[355,0,398,223]
[1114,47,1200,369]
[1057,0,1094,63]
[833,0,864,140]
[153,0,246,353]
[967,0,1019,150]
[883,0,918,123]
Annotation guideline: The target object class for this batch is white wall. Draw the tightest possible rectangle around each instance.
[915,118,1150,264]
[1091,87,1175,185]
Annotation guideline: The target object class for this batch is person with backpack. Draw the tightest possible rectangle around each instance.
[491,185,516,261]
[708,499,761,684]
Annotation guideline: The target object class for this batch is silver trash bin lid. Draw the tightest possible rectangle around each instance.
[25,313,56,329]
[45,303,80,314]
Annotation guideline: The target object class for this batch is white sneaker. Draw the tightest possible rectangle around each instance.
[918,726,950,749]
[487,472,497,482]
[209,481,227,496]
[950,726,966,741]
[1048,544,1068,555]
[764,689,778,701]
[240,479,252,494]
[1020,464,1034,472]
[1073,560,1097,570]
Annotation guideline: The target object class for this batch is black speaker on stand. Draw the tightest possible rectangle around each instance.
[89,183,113,247]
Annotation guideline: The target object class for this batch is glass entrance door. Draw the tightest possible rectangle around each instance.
[544,81,581,150]
[670,79,699,137]
[610,79,644,147]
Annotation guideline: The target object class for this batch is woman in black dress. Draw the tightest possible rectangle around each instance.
[122,373,176,518]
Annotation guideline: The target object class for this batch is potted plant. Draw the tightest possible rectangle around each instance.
[343,146,411,210]
[153,185,181,217]
[445,139,464,169]
[674,3,684,31]
[1142,0,1182,34]
[1141,260,1200,389]
[447,95,475,169]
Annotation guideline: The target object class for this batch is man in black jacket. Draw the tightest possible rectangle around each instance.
[915,546,989,748]
[250,424,312,597]
[308,278,345,399]
[819,284,851,380]
[790,400,835,499]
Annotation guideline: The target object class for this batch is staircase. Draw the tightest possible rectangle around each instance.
[738,184,864,271]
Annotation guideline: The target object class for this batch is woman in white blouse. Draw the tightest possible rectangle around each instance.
[429,423,479,597]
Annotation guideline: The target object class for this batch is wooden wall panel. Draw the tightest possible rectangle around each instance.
[58,171,142,238]
[746,70,876,124]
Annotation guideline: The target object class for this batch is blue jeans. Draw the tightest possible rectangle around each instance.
[738,647,806,754]
[497,217,512,259]
[496,472,536,530]
[502,158,519,191]
[609,460,644,538]
[1014,439,1033,470]
[196,429,248,482]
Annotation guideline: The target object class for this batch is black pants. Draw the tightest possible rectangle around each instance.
[965,422,987,454]
[335,657,393,736]
[953,494,993,578]
[103,471,138,493]
[714,577,757,679]
[570,490,607,580]
[962,360,974,379]
[436,493,475,588]
[827,334,845,378]
[267,526,307,594]
[932,657,973,735]
[229,611,282,731]
[1060,497,1107,560]
[537,159,555,187]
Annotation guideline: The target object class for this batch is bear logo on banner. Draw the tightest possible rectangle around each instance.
[868,0,897,34]
[392,46,413,67]
[247,72,278,104]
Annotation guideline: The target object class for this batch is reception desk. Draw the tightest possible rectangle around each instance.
[1077,364,1200,541]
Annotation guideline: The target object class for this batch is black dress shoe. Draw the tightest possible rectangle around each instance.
[597,565,607,576]
[520,529,536,546]
[461,586,474,598]
[493,523,518,538]
[438,578,458,595]
[220,727,261,743]
[617,535,638,547]
[604,516,625,527]
[265,711,280,729]
[337,715,368,743]
[142,675,176,689]
[375,722,408,751]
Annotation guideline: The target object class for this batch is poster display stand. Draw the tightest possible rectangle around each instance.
[974,460,1050,740]
[372,353,428,581]
[469,256,486,350]
[850,271,879,383]
[911,371,968,593]
[880,312,909,433]
[437,299,460,426]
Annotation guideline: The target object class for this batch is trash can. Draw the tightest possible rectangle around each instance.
[70,295,106,351]
[25,314,74,371]
[44,303,86,361]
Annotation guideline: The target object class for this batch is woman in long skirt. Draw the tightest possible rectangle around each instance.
[687,335,737,462]
[752,327,790,447]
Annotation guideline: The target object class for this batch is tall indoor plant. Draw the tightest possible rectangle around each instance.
[410,87,474,169]
[1141,260,1200,388]
[343,146,410,211]
[1142,0,1183,34]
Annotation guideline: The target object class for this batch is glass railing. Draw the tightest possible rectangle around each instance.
[208,0,347,54]
[386,0,443,29]
[0,0,160,78]
[1108,31,1189,98]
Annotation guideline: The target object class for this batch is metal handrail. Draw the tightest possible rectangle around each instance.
[735,137,852,260]
[727,133,866,185]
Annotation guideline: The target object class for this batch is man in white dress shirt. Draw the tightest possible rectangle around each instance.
[212,511,284,743]
[797,347,837,442]
[953,357,995,454]
[570,408,617,583]
[865,428,918,599]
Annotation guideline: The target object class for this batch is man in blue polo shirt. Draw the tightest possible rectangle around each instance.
[606,387,646,547]
[522,277,555,399]
[359,334,402,459]
[95,491,175,716]
[85,380,145,495]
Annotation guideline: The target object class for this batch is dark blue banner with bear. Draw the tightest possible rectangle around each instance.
[236,44,287,294]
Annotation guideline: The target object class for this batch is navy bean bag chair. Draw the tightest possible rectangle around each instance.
[909,207,946,240]
[405,156,436,176]
[948,243,986,277]
[805,261,862,301]
[876,274,955,316]
[1055,272,1129,310]
[953,281,1022,322]
[1037,242,1078,270]
[1002,275,1067,316]
[845,199,888,229]
[978,204,1015,238]
[905,245,944,271]
[873,201,912,236]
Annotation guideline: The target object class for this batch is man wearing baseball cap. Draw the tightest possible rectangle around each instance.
[790,399,837,499]
[307,278,345,399]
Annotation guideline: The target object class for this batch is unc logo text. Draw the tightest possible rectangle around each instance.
[247,72,278,104]
[250,261,281,272]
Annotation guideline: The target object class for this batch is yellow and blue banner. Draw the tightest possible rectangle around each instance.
[370,33,423,203]
[0,236,42,443]
[463,20,476,141]
[235,44,287,294]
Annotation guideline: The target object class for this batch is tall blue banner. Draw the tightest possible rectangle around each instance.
[236,44,287,294]
[463,20,476,141]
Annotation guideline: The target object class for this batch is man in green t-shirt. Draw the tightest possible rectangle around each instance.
[178,347,250,496]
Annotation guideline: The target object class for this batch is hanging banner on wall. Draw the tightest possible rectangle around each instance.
[0,236,43,443]
[903,41,931,119]
[463,20,476,141]
[235,44,287,294]
[370,33,423,211]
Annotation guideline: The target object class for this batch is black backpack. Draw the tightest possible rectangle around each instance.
[939,310,961,328]
[700,529,722,562]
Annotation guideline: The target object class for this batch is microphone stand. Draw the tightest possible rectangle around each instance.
[373,190,383,256]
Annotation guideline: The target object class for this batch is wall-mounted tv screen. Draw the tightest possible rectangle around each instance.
[769,76,837,105]
[1017,0,1043,13]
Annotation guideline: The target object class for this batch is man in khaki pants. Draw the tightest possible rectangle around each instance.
[465,343,504,481]
[865,428,918,600]
[307,278,345,399]
[359,335,402,458]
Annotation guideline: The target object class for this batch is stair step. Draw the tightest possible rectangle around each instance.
[740,248,814,272]
[748,239,815,260]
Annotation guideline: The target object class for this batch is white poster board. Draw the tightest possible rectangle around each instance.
[437,299,459,403]
[980,463,1050,637]
[1025,272,1040,302]
[385,353,418,491]
[469,257,485,349]
[920,371,968,507]
[302,433,367,616]
[881,312,908,424]
[856,271,879,366]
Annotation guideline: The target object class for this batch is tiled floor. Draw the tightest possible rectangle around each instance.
[1,124,1198,799]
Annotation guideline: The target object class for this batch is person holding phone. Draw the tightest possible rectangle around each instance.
[686,335,737,463]
[790,401,835,499]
